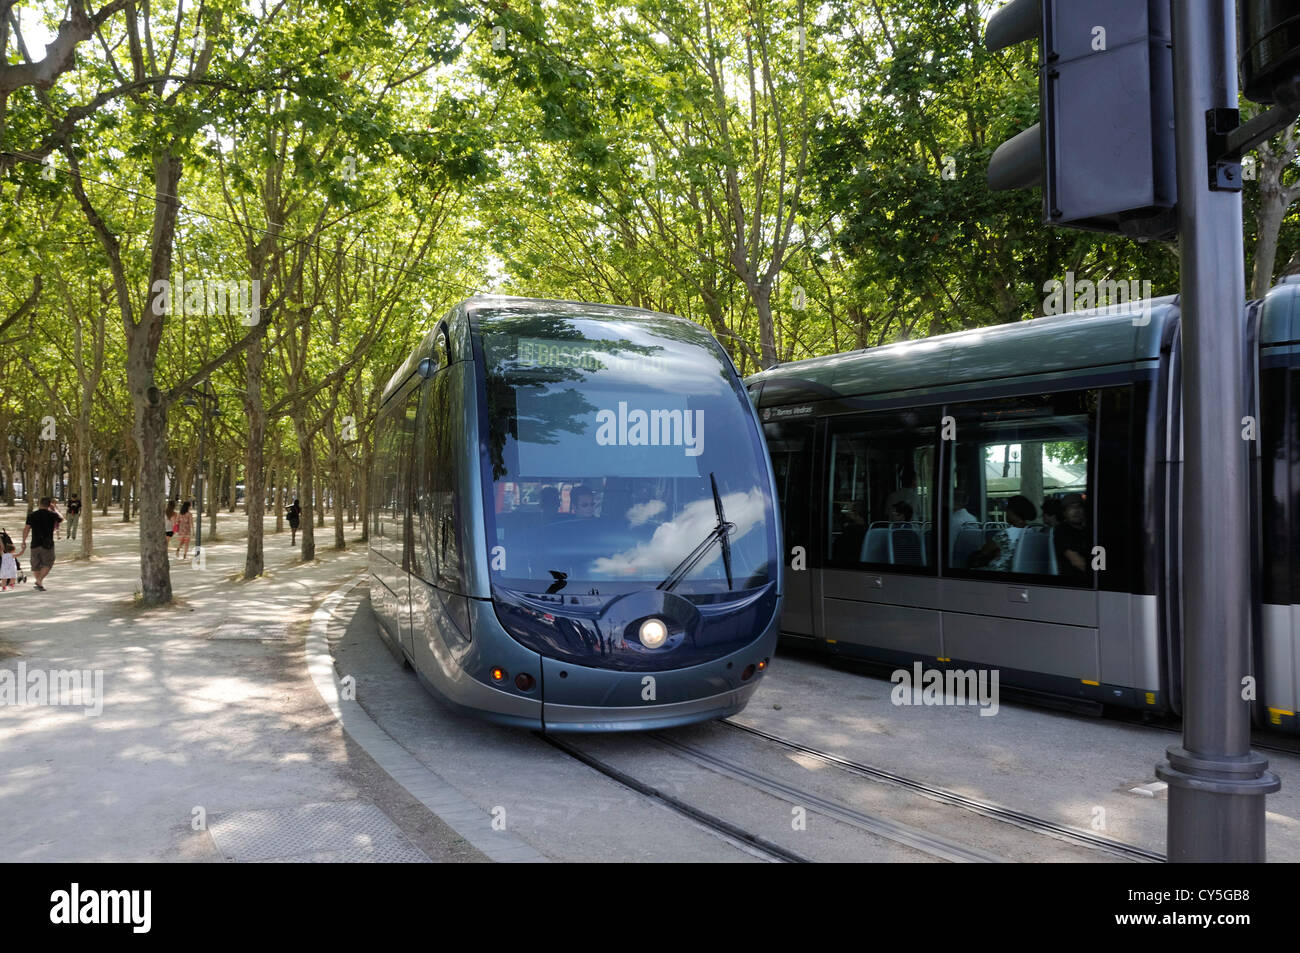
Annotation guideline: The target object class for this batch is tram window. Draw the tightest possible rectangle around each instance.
[372,406,398,557]
[478,315,778,596]
[421,371,463,591]
[826,413,936,571]
[946,390,1096,585]
[398,388,421,565]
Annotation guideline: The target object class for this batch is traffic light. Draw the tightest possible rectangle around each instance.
[1241,0,1300,105]
[985,0,1177,240]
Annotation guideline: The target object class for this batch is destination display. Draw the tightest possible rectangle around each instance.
[516,337,604,371]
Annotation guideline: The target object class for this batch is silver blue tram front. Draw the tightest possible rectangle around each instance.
[458,299,782,731]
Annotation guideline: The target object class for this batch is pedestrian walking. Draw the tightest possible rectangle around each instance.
[21,497,63,592]
[166,500,177,541]
[175,501,193,560]
[64,494,82,539]
[287,499,302,545]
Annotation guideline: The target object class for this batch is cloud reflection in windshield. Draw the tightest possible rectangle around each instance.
[589,489,767,577]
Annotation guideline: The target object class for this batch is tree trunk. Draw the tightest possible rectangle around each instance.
[1021,442,1044,510]
[133,388,173,605]
[358,446,370,543]
[78,410,93,558]
[177,461,192,505]
[100,456,111,515]
[274,470,284,534]
[316,471,326,527]
[754,284,778,368]
[296,422,315,561]
[1252,187,1287,299]
[243,334,267,578]
[332,449,346,550]
[207,442,218,540]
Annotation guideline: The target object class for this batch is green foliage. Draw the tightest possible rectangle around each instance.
[0,0,1294,530]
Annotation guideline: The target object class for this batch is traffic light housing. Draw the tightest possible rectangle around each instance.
[1241,0,1300,106]
[985,0,1177,241]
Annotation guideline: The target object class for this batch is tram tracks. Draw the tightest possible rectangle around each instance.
[721,719,1164,863]
[541,719,1159,863]
[538,732,811,863]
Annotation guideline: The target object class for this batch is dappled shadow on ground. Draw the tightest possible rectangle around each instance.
[0,505,376,862]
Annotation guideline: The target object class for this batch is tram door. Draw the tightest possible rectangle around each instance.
[764,415,816,637]
[395,386,421,659]
[1259,358,1300,731]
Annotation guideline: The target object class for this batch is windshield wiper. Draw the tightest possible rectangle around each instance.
[658,473,736,592]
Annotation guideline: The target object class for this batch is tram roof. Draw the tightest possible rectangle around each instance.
[1260,277,1300,347]
[746,297,1180,405]
[381,295,707,403]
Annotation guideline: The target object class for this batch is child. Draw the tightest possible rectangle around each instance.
[1,539,17,591]
[175,501,193,559]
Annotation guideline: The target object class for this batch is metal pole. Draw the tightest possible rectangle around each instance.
[1156,0,1279,861]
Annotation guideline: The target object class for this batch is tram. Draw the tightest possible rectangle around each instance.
[746,277,1300,733]
[369,296,782,731]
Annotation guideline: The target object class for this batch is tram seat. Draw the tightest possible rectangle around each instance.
[891,526,924,565]
[861,524,892,563]
[1011,526,1053,574]
[952,523,984,568]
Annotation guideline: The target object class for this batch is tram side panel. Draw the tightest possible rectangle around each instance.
[369,392,408,661]
[766,379,1167,712]
[407,357,543,728]
[1259,349,1300,732]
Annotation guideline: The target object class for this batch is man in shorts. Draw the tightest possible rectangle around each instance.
[21,497,63,592]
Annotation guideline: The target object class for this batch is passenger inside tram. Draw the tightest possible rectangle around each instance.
[569,485,597,519]
[949,484,979,547]
[884,468,919,520]
[889,500,914,524]
[969,495,1037,571]
[832,501,869,562]
[1053,493,1089,579]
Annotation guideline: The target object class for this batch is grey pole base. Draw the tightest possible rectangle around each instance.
[1156,746,1280,862]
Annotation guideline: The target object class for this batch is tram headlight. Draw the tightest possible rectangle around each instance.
[638,617,669,649]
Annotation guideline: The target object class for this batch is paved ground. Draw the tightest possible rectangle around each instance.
[6,501,1299,862]
[0,504,485,862]
[732,650,1300,861]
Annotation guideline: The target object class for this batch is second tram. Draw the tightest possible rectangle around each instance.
[746,278,1300,733]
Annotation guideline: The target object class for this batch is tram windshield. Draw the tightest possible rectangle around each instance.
[479,307,778,599]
